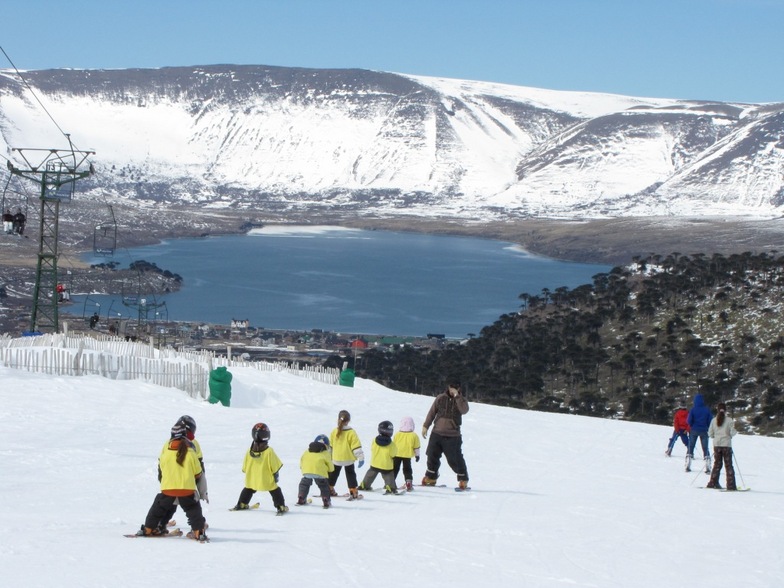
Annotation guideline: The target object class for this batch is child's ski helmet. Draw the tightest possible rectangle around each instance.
[378,420,394,437]
[252,423,271,443]
[178,415,196,434]
[314,434,330,448]
[170,422,187,440]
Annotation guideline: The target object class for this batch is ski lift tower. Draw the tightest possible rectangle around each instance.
[6,139,95,333]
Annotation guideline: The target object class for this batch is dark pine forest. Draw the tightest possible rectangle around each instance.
[342,252,784,436]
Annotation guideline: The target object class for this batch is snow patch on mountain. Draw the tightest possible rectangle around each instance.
[1,65,783,220]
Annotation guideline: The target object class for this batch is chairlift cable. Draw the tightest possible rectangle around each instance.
[0,45,71,144]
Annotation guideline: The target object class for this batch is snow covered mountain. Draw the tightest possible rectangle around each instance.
[1,64,782,220]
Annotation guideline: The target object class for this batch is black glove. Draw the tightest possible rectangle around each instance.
[415,455,420,462]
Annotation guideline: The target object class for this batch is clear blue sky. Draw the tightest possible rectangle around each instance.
[2,0,782,103]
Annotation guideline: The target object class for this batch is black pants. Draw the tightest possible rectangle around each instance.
[298,477,331,499]
[328,464,358,489]
[393,456,414,482]
[425,432,469,482]
[145,493,205,532]
[237,486,286,509]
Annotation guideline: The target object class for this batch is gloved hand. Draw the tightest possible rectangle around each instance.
[203,493,209,504]
[274,472,279,483]
[358,459,365,468]
[415,455,420,462]
[421,426,428,440]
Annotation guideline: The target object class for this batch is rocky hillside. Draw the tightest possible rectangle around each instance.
[1,65,783,220]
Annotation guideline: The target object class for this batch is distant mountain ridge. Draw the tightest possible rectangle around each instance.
[1,64,782,220]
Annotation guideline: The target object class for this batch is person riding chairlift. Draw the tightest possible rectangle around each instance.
[2,210,13,234]
[12,208,26,235]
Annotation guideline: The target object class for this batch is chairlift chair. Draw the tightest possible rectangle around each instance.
[1,172,32,236]
[92,204,117,256]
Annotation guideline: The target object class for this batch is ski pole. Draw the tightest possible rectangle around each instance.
[732,449,746,489]
[689,464,704,486]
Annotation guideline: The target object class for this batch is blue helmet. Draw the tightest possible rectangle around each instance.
[314,434,330,448]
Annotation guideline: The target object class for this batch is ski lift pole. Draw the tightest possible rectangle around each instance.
[7,143,95,333]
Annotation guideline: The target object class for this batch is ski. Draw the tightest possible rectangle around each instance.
[454,487,472,492]
[418,484,448,488]
[124,528,184,538]
[229,502,260,511]
[701,487,750,492]
[340,493,364,500]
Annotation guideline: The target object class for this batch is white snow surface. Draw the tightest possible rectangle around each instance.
[1,362,782,587]
[2,66,782,219]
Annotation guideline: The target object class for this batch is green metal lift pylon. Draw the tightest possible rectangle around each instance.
[6,142,95,333]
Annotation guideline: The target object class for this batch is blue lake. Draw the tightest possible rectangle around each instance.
[78,226,609,338]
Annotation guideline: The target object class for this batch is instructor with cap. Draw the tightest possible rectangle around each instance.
[421,378,470,489]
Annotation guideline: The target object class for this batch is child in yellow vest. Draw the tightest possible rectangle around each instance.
[231,423,288,514]
[297,434,335,508]
[358,421,399,494]
[328,409,365,500]
[159,415,208,528]
[393,416,421,491]
[137,422,208,541]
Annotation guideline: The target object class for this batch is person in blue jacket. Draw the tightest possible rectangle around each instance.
[685,393,713,473]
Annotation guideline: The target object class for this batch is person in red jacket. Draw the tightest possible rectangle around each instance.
[665,406,690,456]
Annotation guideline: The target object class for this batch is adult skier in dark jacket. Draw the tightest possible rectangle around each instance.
[421,379,470,489]
[685,394,713,473]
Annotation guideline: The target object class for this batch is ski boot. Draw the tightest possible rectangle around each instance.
[684,454,692,472]
[704,456,711,474]
[405,479,413,492]
[186,528,209,542]
[322,496,331,509]
[135,525,157,537]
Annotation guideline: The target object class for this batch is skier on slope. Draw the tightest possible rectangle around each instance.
[327,409,365,500]
[421,378,470,489]
[136,422,208,541]
[392,416,421,491]
[665,406,690,456]
[358,420,399,494]
[706,402,737,490]
[296,434,335,508]
[685,393,713,473]
[231,423,288,514]
[160,416,208,528]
